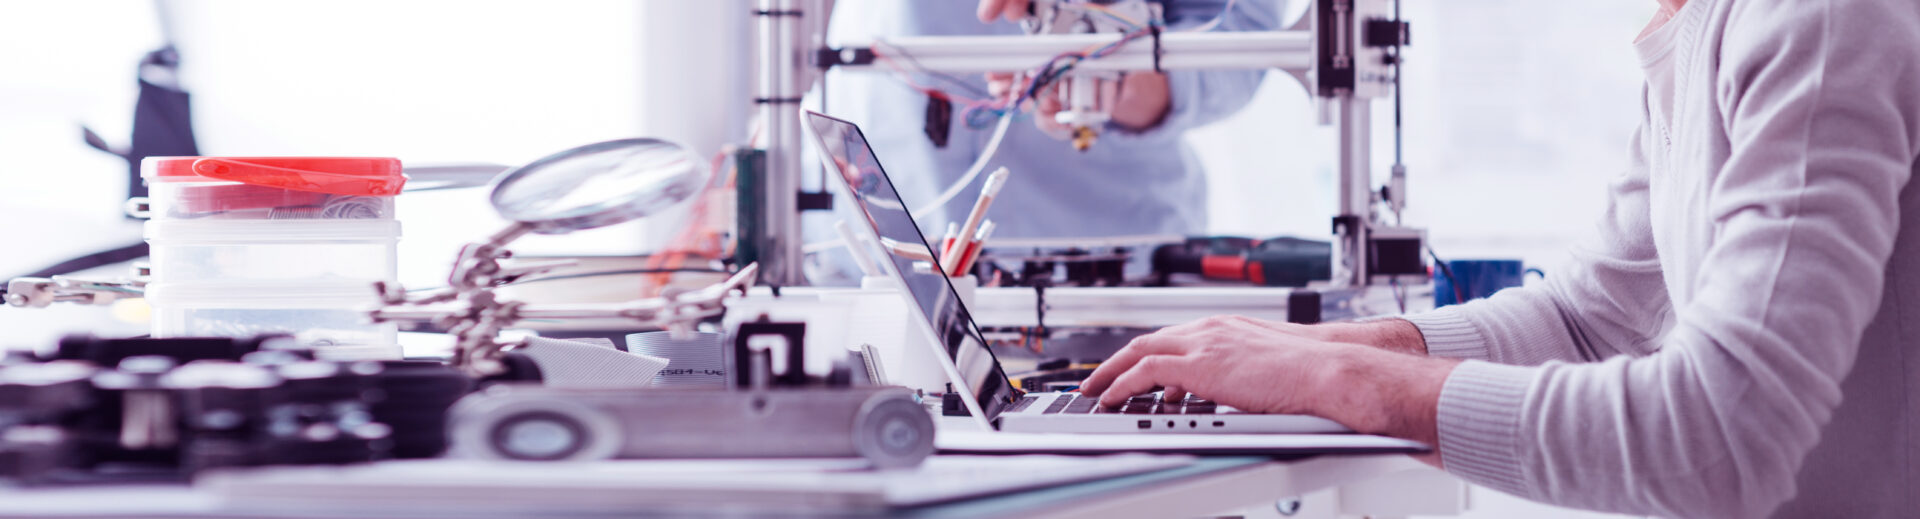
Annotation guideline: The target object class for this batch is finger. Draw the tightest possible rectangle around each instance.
[985,72,1014,98]
[1098,356,1190,408]
[1034,93,1069,136]
[1080,335,1188,397]
[1000,0,1030,23]
[1036,90,1061,116]
[976,0,1009,23]
[1161,385,1187,403]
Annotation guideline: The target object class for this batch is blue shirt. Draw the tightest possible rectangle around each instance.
[821,0,1284,240]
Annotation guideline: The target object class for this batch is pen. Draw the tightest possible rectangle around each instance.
[939,222,960,263]
[956,220,996,275]
[943,167,1010,275]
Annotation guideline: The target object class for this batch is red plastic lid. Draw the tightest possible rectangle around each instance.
[142,157,406,197]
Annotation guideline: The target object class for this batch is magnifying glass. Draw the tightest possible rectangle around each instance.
[483,138,708,245]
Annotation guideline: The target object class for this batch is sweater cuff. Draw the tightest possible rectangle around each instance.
[1402,309,1492,360]
[1436,360,1536,498]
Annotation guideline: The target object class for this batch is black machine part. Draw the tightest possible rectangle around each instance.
[52,334,298,367]
[0,337,471,485]
[1151,237,1333,287]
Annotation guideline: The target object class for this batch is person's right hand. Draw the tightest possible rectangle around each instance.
[976,0,1031,23]
[986,72,1073,140]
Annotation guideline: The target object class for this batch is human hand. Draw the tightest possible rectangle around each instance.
[1079,315,1350,412]
[977,0,1031,23]
[1079,315,1457,443]
[985,71,1172,137]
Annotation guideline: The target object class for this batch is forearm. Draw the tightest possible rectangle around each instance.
[1314,319,1429,356]
[1309,345,1458,448]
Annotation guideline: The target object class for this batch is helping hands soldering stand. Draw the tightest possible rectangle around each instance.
[369,138,759,378]
[369,225,758,377]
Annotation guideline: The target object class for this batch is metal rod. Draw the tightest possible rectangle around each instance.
[846,31,1314,73]
[1334,97,1372,287]
[756,0,807,286]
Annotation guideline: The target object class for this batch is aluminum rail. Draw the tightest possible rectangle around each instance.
[842,31,1314,73]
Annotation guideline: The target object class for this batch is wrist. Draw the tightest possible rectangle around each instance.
[1312,345,1456,445]
[1321,319,1429,356]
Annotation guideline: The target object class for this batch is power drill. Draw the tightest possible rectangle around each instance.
[1150,236,1332,287]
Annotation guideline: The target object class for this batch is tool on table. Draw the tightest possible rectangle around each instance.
[367,138,757,377]
[955,219,998,275]
[0,335,469,485]
[1149,237,1334,288]
[450,316,935,468]
[942,167,1010,275]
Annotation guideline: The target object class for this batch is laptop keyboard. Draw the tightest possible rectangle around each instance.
[1014,393,1221,415]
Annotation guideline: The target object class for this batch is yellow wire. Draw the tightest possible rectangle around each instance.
[1078,4,1143,29]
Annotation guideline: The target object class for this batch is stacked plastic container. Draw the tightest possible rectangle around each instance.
[140,157,407,360]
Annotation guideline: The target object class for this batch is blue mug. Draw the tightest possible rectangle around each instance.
[1433,259,1541,307]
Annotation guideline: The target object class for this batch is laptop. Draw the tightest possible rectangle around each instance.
[802,111,1367,437]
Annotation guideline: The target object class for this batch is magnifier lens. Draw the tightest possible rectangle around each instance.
[488,138,705,234]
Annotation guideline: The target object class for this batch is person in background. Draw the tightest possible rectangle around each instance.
[822,0,1284,243]
[1080,0,1920,516]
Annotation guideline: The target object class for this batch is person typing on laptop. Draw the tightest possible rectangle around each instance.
[1079,0,1920,517]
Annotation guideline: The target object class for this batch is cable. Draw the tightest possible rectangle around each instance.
[1426,244,1466,305]
[802,238,847,254]
[912,110,1015,217]
[513,268,731,286]
[870,43,988,105]
[1080,4,1145,29]
[878,14,1169,218]
[870,40,993,100]
[15,242,149,279]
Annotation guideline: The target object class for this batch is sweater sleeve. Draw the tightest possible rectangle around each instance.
[1101,0,1282,144]
[1402,123,1672,365]
[1433,1,1920,517]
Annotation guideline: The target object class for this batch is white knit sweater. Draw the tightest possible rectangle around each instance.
[1402,0,1920,517]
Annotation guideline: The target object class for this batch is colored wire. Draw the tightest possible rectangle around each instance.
[962,24,1157,129]
[870,40,993,100]
[1427,245,1467,305]
[1079,4,1145,29]
[872,12,1172,219]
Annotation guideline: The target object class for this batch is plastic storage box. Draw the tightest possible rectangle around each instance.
[139,157,406,360]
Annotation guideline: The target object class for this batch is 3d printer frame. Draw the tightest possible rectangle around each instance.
[747,0,1420,289]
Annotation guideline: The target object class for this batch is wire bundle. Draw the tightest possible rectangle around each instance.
[867,5,1166,132]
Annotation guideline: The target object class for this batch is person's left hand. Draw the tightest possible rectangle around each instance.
[1078,315,1349,413]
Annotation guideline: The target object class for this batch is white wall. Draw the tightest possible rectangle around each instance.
[1191,0,1655,272]
[0,0,662,347]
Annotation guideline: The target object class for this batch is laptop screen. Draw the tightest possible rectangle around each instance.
[803,111,1018,421]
